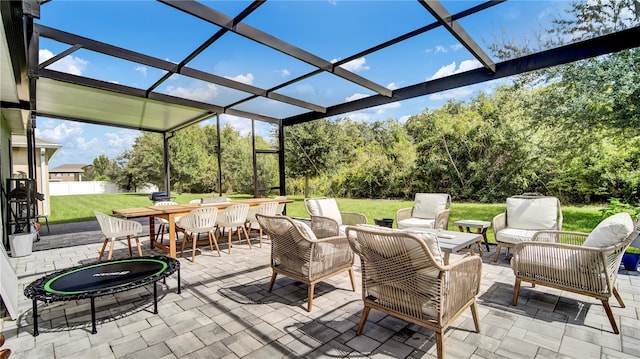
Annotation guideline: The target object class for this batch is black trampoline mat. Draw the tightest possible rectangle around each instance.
[43,258,168,295]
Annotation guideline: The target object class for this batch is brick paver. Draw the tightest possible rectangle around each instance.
[2,231,640,358]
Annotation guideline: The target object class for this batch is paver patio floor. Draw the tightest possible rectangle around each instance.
[2,226,640,359]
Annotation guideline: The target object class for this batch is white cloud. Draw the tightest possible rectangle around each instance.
[429,87,475,101]
[387,82,402,90]
[226,73,254,85]
[342,102,401,122]
[345,93,368,102]
[135,66,147,77]
[35,121,84,142]
[277,69,291,77]
[398,115,411,124]
[429,79,501,101]
[219,114,252,136]
[75,137,99,151]
[39,49,88,76]
[458,59,482,72]
[450,43,464,51]
[429,59,482,80]
[429,61,457,80]
[435,45,447,53]
[105,130,138,150]
[425,48,434,54]
[340,57,369,72]
[165,84,219,102]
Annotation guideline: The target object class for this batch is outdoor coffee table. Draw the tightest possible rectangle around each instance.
[24,256,180,336]
[402,228,482,264]
[453,219,492,253]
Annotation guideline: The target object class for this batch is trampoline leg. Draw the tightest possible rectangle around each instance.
[177,267,181,294]
[91,298,97,334]
[32,300,39,336]
[153,281,158,314]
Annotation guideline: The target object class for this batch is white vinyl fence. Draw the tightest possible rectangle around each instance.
[50,181,158,196]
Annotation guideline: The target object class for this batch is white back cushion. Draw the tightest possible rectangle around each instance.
[293,220,317,241]
[507,197,559,230]
[583,212,634,248]
[306,198,342,225]
[413,193,449,219]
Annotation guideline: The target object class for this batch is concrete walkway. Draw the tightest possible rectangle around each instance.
[2,230,640,359]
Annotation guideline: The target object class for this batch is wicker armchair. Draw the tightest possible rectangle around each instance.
[255,214,356,312]
[512,213,640,334]
[396,193,451,230]
[94,212,143,261]
[304,197,368,234]
[493,194,563,262]
[345,225,482,359]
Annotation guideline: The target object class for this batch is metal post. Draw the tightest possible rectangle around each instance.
[163,132,170,193]
[251,119,258,198]
[278,120,286,196]
[216,114,222,196]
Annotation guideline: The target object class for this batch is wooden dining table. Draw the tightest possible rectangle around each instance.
[112,198,293,258]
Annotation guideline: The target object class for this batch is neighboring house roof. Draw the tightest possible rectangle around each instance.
[49,164,91,173]
[11,135,61,162]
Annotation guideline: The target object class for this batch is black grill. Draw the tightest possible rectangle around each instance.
[149,192,171,202]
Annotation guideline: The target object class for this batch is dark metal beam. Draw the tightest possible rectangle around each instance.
[36,25,177,72]
[284,25,640,126]
[418,0,496,73]
[160,0,393,97]
[224,108,279,124]
[35,110,162,132]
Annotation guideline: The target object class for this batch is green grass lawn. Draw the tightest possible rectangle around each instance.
[49,193,606,243]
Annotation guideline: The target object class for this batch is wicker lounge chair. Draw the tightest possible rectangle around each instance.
[512,212,640,334]
[345,225,482,359]
[304,197,367,234]
[493,193,563,262]
[255,214,356,312]
[396,193,451,230]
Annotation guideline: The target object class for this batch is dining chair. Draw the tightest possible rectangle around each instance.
[216,203,251,253]
[246,201,279,247]
[153,201,177,245]
[176,206,220,262]
[274,195,287,215]
[94,212,143,261]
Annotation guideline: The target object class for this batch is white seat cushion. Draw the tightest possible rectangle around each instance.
[413,193,448,219]
[496,228,541,244]
[397,217,435,229]
[507,197,559,230]
[583,212,634,248]
[306,198,342,225]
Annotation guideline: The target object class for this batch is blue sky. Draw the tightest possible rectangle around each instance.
[34,0,568,168]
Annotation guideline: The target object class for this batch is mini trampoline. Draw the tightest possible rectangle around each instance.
[24,256,180,335]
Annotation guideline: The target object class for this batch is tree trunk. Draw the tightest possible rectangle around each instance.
[304,176,309,198]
